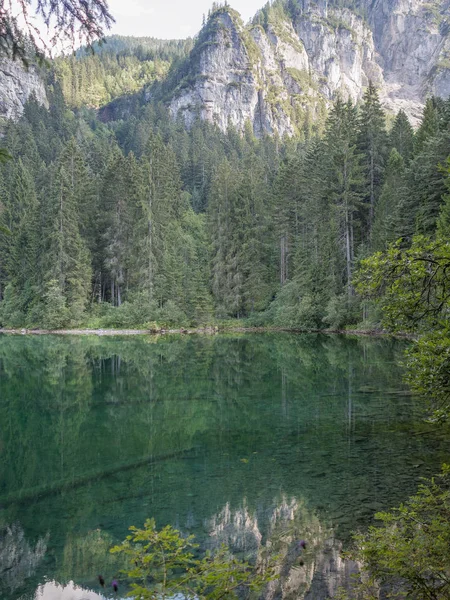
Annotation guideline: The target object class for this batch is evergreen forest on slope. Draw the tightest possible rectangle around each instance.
[0,10,450,332]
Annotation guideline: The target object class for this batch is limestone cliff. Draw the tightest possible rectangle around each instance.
[167,0,450,134]
[168,7,328,137]
[1,0,449,137]
[0,59,48,125]
[364,0,450,122]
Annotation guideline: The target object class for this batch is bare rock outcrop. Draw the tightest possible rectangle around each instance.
[168,0,450,134]
[0,59,48,124]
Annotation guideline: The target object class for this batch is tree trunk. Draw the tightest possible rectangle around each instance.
[280,233,288,286]
[370,143,375,233]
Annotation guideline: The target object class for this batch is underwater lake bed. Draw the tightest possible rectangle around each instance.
[0,333,447,599]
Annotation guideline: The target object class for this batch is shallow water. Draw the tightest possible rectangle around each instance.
[0,333,446,599]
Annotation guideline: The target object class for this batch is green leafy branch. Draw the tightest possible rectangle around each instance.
[110,519,277,600]
[354,236,450,333]
[339,466,450,599]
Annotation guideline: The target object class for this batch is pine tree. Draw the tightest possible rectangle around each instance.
[357,81,388,238]
[42,139,92,325]
[237,152,274,314]
[410,129,450,235]
[326,98,365,298]
[136,132,184,306]
[389,110,414,162]
[273,155,301,287]
[372,148,406,250]
[102,151,133,306]
[0,160,40,321]
[436,157,450,238]
[0,169,8,301]
[414,98,440,155]
[207,158,240,316]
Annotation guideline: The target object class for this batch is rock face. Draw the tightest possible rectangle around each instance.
[168,0,450,134]
[169,8,327,137]
[366,0,450,123]
[0,59,48,124]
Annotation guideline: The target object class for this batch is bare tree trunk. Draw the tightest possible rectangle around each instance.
[345,210,352,298]
[280,233,288,286]
[370,145,375,234]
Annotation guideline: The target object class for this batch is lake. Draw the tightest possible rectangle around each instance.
[0,333,447,599]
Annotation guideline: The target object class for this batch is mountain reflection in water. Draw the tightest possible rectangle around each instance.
[0,333,447,599]
[2,496,357,600]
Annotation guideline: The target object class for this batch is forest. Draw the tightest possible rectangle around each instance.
[1,50,449,332]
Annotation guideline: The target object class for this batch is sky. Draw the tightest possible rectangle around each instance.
[107,0,264,40]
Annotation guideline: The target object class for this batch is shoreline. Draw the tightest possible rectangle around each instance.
[0,326,412,338]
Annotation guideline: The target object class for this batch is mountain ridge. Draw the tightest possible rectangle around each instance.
[164,0,450,134]
[0,0,449,135]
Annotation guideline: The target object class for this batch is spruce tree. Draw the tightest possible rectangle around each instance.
[372,148,406,250]
[357,81,388,238]
[389,110,414,162]
[136,132,184,307]
[0,160,40,321]
[102,151,133,306]
[414,98,440,156]
[207,158,240,316]
[42,139,92,326]
[326,98,365,298]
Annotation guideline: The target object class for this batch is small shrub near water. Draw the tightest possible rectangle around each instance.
[110,518,276,600]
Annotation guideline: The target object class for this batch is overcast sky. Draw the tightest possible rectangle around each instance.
[107,0,264,39]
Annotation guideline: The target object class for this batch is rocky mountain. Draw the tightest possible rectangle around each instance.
[1,0,449,136]
[0,59,48,125]
[166,0,450,134]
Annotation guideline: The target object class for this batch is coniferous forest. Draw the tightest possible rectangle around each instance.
[1,52,449,331]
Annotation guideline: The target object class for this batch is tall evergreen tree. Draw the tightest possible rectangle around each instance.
[102,151,134,306]
[389,110,414,162]
[207,158,240,316]
[42,139,92,326]
[326,98,365,298]
[137,132,184,305]
[357,81,388,238]
[372,148,406,250]
[0,160,40,322]
[414,97,440,156]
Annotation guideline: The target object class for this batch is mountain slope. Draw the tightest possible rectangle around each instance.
[164,0,450,134]
[1,0,449,134]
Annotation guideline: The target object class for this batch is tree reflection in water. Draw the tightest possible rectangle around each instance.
[0,333,446,599]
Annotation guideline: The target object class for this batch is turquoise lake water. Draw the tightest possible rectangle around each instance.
[0,333,447,599]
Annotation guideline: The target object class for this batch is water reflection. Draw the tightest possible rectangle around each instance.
[0,333,446,599]
[34,581,108,600]
[206,497,358,599]
[3,495,357,600]
[0,524,48,596]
